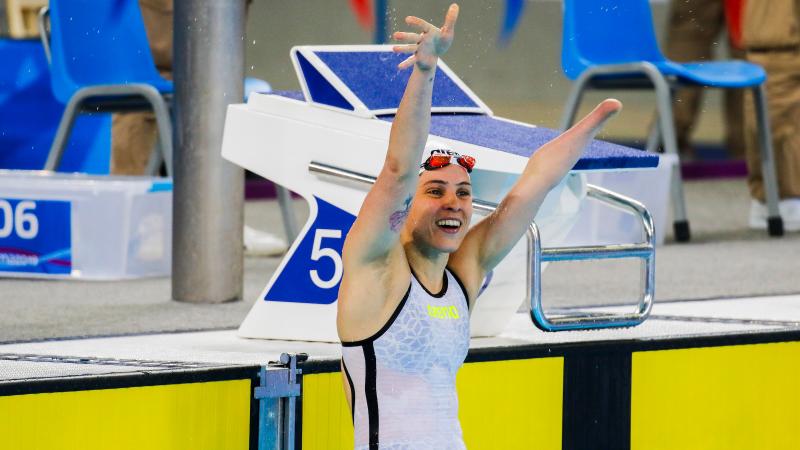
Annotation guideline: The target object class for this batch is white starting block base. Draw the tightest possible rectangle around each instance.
[565,153,676,247]
[222,45,660,342]
[0,170,172,280]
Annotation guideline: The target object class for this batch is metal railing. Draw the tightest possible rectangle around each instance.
[529,184,655,331]
[309,161,655,331]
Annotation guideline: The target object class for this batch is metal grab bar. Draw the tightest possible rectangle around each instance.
[309,161,655,332]
[530,184,655,331]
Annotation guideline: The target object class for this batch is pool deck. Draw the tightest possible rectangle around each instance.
[1,293,798,386]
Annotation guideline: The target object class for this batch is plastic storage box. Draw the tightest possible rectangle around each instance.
[0,170,171,279]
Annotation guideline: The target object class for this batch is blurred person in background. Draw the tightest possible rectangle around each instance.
[664,0,746,160]
[732,0,800,230]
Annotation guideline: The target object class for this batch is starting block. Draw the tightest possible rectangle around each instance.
[0,170,171,279]
[221,45,659,342]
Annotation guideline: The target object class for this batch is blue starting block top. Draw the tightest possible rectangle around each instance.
[315,51,478,111]
[382,114,658,170]
[291,46,490,115]
[284,46,658,170]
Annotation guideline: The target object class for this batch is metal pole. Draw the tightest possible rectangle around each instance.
[173,0,245,303]
[374,0,388,44]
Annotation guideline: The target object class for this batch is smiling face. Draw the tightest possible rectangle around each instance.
[402,164,473,254]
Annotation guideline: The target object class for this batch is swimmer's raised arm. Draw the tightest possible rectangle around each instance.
[342,4,459,265]
[449,99,622,303]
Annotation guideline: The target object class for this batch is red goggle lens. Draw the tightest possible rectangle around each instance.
[421,152,475,173]
[426,155,453,169]
[457,155,475,171]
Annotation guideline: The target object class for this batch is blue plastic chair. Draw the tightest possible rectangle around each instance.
[0,38,111,173]
[40,0,173,175]
[560,0,784,240]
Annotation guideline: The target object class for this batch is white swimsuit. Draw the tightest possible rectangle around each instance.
[341,268,471,450]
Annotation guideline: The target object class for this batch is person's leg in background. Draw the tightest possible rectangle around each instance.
[111,112,159,175]
[744,50,800,230]
[723,47,747,158]
[111,0,172,176]
[739,0,800,230]
[664,0,745,158]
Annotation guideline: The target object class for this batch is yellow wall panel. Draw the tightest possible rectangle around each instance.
[302,357,563,450]
[0,380,251,450]
[632,342,800,450]
[458,358,563,450]
[302,371,354,450]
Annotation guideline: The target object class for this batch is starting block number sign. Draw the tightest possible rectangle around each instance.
[265,197,356,305]
[0,199,71,275]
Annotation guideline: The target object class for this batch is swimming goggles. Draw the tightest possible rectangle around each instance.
[420,150,476,173]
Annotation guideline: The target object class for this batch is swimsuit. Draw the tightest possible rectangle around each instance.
[341,268,471,450]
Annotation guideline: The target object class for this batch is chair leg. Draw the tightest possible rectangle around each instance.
[152,104,173,177]
[654,83,691,242]
[753,85,784,236]
[276,185,299,243]
[45,94,84,171]
[145,140,164,176]
[645,117,661,153]
[560,76,589,130]
[140,90,173,177]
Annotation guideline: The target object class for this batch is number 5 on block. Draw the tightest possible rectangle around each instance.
[309,228,343,289]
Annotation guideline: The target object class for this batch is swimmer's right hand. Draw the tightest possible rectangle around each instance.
[392,3,459,71]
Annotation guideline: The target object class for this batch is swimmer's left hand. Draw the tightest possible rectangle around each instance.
[527,98,623,189]
[577,98,623,136]
[392,3,459,71]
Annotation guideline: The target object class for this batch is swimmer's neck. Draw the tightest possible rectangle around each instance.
[402,240,450,292]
